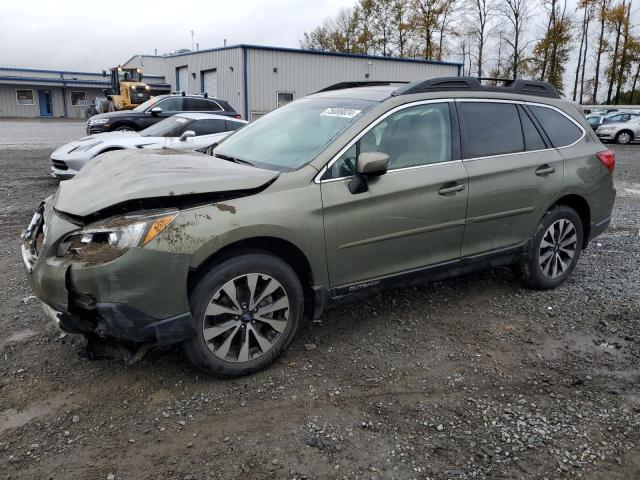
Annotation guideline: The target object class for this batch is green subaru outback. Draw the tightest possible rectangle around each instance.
[22,77,616,377]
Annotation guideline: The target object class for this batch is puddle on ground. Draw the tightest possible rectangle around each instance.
[0,329,37,348]
[0,392,68,434]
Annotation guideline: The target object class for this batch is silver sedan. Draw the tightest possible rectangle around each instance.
[50,113,247,179]
[595,117,640,145]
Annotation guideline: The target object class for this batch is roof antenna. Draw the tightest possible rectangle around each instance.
[224,39,227,47]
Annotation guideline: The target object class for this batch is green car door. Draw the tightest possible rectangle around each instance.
[457,100,566,256]
[320,101,469,289]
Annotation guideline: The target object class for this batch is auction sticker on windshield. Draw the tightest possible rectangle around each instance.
[320,108,362,119]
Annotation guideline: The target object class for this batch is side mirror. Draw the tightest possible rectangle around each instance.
[349,151,390,194]
[150,107,162,115]
[180,130,196,141]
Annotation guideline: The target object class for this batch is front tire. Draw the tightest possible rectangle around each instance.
[615,130,633,145]
[113,125,136,132]
[516,206,583,289]
[184,253,303,377]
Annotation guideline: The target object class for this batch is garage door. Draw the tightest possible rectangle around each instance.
[176,66,189,93]
[202,70,217,97]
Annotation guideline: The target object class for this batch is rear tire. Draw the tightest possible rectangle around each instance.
[515,205,583,290]
[184,252,303,377]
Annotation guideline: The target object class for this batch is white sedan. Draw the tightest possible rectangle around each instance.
[50,113,247,179]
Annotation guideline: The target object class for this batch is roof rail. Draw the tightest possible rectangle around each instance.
[392,77,560,99]
[317,81,409,93]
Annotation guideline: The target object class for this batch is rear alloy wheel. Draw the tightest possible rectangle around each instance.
[515,205,583,289]
[184,253,303,377]
[615,130,633,145]
[538,219,577,279]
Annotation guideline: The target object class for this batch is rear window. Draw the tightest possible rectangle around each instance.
[189,119,227,135]
[184,98,222,111]
[529,105,583,148]
[459,102,524,158]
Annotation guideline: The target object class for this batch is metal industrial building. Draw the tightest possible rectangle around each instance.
[0,67,168,118]
[0,45,461,119]
[123,45,462,120]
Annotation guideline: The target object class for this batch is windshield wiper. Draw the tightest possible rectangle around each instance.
[214,153,254,167]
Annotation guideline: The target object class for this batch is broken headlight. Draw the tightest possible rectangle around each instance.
[57,211,178,263]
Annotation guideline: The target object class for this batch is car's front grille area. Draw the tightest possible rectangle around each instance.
[131,91,150,104]
[51,159,68,171]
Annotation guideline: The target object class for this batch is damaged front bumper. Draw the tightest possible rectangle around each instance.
[22,205,196,346]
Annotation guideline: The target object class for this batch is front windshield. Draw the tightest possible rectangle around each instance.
[214,97,376,171]
[119,69,142,83]
[132,97,161,112]
[141,116,193,137]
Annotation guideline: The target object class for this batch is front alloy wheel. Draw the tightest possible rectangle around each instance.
[616,131,632,144]
[184,253,303,377]
[203,273,290,362]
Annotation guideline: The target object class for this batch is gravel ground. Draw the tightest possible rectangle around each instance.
[0,139,639,480]
[0,119,85,150]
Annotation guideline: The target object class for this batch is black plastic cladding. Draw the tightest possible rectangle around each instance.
[391,77,560,99]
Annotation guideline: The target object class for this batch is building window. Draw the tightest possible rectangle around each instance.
[16,89,34,105]
[276,91,294,108]
[70,91,86,107]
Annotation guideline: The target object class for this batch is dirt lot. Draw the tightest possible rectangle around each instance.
[0,136,639,479]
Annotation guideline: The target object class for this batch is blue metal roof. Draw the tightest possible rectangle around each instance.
[0,75,171,88]
[123,44,463,68]
[0,66,165,79]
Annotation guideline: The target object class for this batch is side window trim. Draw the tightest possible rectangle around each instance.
[315,98,456,183]
[455,99,586,161]
[523,101,586,149]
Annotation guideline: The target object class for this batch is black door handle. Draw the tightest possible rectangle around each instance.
[438,183,466,195]
[535,165,556,176]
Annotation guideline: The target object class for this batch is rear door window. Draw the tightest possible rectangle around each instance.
[189,119,227,135]
[529,105,583,148]
[459,102,524,158]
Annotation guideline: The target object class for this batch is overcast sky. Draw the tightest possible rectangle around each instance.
[1,0,638,76]
[0,0,348,71]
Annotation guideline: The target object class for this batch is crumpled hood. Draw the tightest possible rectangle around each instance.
[53,149,278,217]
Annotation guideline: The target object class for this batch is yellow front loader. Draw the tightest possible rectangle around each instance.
[103,66,151,111]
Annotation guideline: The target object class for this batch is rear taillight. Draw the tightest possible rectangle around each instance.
[596,150,615,173]
[233,114,241,119]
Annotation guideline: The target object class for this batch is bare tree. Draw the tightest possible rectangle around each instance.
[573,1,594,100]
[390,0,411,56]
[614,1,632,102]
[529,0,573,94]
[437,0,459,60]
[467,0,495,77]
[410,0,445,60]
[606,1,626,103]
[499,0,533,79]
[593,0,611,103]
[579,1,596,102]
